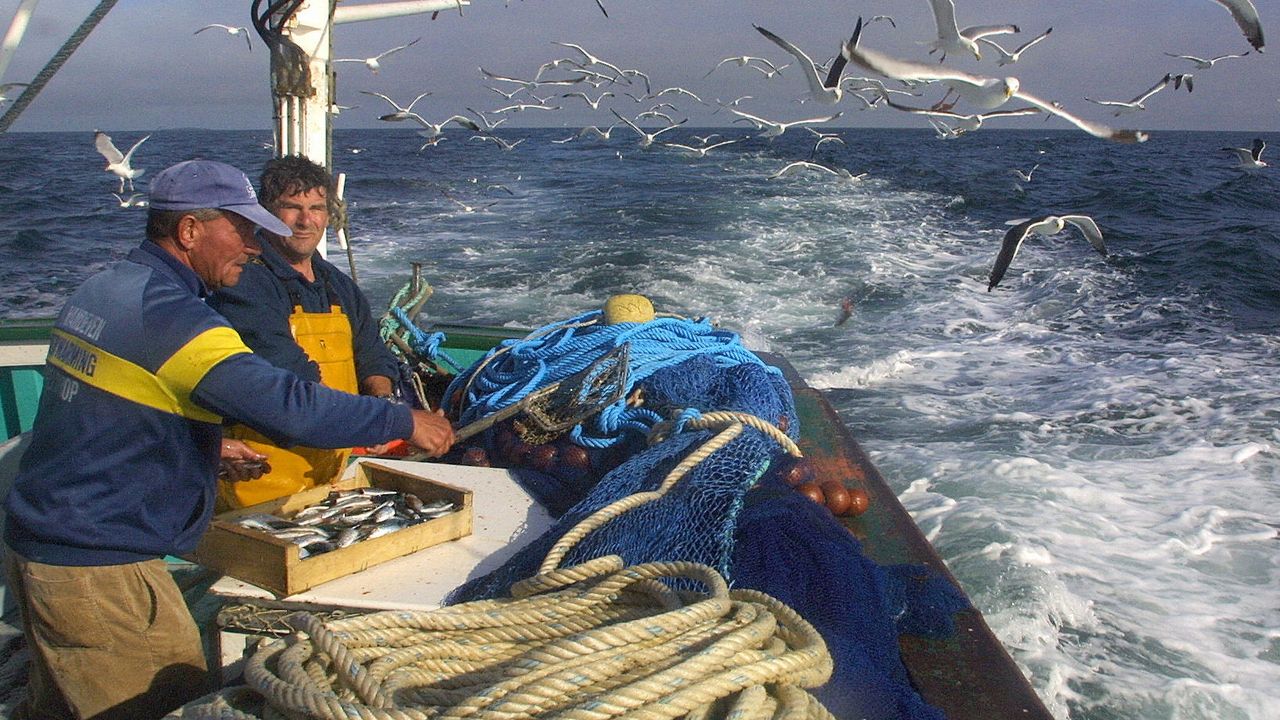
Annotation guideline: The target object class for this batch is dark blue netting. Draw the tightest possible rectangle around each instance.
[440,311,970,719]
[733,475,968,720]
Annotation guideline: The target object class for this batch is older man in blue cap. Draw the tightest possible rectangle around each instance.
[2,160,455,719]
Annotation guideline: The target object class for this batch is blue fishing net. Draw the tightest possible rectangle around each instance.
[441,310,968,720]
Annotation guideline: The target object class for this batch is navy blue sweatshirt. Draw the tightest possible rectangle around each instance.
[3,242,413,566]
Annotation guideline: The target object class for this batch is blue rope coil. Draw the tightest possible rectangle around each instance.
[446,310,780,448]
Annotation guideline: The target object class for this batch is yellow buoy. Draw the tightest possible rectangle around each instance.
[603,294,655,324]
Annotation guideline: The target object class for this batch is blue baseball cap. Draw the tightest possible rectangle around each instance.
[149,160,291,237]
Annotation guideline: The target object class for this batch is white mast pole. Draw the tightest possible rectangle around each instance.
[273,0,466,258]
[0,0,41,84]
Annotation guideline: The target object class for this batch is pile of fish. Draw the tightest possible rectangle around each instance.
[231,486,457,558]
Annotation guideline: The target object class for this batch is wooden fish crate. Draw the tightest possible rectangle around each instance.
[185,461,473,596]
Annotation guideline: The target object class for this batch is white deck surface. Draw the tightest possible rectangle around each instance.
[207,459,554,612]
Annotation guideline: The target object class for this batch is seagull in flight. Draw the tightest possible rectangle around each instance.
[551,41,626,79]
[1162,50,1249,68]
[661,138,741,158]
[1222,137,1267,169]
[729,107,842,139]
[753,21,861,105]
[561,91,615,109]
[0,82,27,105]
[987,215,1107,291]
[334,37,420,74]
[767,160,866,182]
[881,97,1040,135]
[93,130,150,193]
[927,0,1020,61]
[1210,0,1265,52]
[703,55,786,78]
[845,37,1147,143]
[978,28,1053,66]
[1084,74,1180,116]
[408,114,481,138]
[610,109,687,147]
[470,135,525,151]
[361,90,432,122]
[111,192,149,208]
[1010,163,1041,183]
[194,23,253,52]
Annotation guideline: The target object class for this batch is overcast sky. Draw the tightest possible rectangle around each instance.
[2,0,1275,135]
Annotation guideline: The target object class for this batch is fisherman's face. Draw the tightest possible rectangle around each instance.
[187,211,261,290]
[268,187,329,264]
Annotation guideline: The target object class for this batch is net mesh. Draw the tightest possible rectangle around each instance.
[439,311,968,720]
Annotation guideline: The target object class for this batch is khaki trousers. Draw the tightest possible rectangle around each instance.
[4,549,210,719]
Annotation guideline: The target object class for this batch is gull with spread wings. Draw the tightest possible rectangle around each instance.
[988,215,1108,291]
[334,37,420,74]
[728,107,842,138]
[845,26,1147,143]
[94,130,151,193]
[927,0,1020,61]
[881,97,1040,135]
[1162,50,1249,69]
[361,90,432,122]
[1084,74,1184,116]
[1222,137,1267,169]
[978,27,1053,66]
[194,24,253,52]
[610,109,686,148]
[753,21,862,105]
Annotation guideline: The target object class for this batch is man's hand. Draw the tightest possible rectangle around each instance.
[407,407,455,458]
[218,439,271,482]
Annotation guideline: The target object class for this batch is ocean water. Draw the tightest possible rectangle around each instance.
[1,127,1277,719]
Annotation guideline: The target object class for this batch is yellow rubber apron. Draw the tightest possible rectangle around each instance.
[219,301,359,509]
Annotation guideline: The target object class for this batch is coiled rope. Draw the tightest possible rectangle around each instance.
[446,311,780,449]
[171,411,832,720]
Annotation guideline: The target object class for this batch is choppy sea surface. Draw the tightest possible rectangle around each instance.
[1,127,1278,719]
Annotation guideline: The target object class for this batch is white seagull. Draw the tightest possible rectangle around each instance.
[1210,0,1265,52]
[661,138,741,158]
[703,55,785,78]
[978,27,1053,66]
[753,21,861,105]
[334,37,420,74]
[409,114,481,138]
[470,135,525,151]
[1222,137,1267,169]
[93,130,151,193]
[111,192,149,208]
[882,97,1040,135]
[1162,50,1249,69]
[194,23,252,52]
[927,0,1020,61]
[610,109,687,147]
[551,41,627,79]
[0,82,27,104]
[846,41,1147,143]
[767,160,866,182]
[1084,74,1180,116]
[987,215,1107,291]
[728,107,843,138]
[1010,163,1041,183]
[361,90,432,122]
[561,91,615,110]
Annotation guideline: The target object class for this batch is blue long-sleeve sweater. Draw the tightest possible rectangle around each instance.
[3,241,413,566]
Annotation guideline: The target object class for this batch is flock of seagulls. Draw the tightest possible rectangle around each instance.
[76,3,1270,298]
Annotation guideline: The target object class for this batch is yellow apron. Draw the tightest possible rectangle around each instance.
[219,303,359,509]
